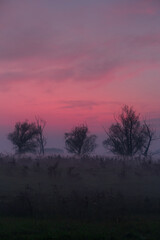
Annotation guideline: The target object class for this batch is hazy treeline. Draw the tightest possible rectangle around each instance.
[7,105,158,157]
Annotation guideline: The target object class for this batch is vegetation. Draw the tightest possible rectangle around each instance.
[0,154,159,218]
[103,105,154,157]
[8,118,47,155]
[8,121,40,154]
[7,105,157,157]
[4,105,160,239]
[65,124,97,156]
[0,154,159,238]
[1,216,160,239]
[35,117,47,155]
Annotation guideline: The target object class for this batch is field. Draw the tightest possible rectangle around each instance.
[1,154,160,239]
[1,216,160,239]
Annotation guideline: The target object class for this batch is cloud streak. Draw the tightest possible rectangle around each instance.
[0,0,159,136]
[0,0,159,86]
[59,100,122,110]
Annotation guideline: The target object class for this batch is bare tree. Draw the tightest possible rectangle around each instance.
[103,105,151,157]
[8,121,39,154]
[65,124,97,156]
[35,117,47,155]
[142,121,155,157]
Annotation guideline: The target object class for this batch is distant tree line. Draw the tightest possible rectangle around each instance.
[7,105,157,157]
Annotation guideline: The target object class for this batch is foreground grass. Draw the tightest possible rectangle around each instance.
[0,216,160,240]
[1,155,160,238]
[0,154,160,218]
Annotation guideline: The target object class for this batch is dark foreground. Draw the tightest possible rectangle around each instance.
[1,155,160,239]
[1,215,160,240]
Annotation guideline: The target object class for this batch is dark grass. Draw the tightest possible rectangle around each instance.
[1,155,160,238]
[0,155,160,219]
[1,215,160,240]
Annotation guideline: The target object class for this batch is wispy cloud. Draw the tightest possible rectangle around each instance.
[59,100,122,110]
[0,0,159,86]
[0,0,159,132]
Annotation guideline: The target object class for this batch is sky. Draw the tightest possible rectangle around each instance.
[0,0,160,153]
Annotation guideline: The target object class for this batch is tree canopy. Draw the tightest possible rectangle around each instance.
[103,105,153,156]
[65,124,97,156]
[8,121,39,154]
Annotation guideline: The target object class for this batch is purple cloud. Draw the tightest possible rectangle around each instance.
[59,100,122,110]
[0,0,160,86]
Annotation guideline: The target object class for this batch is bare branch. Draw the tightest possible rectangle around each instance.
[65,124,97,156]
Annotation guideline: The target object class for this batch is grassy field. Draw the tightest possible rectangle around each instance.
[1,216,160,239]
[0,154,160,238]
[0,154,160,218]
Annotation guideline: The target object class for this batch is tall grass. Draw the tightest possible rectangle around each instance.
[0,154,160,219]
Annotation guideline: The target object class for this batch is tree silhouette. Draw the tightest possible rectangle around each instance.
[103,105,152,157]
[65,124,97,156]
[35,117,47,155]
[8,121,39,154]
[142,120,155,157]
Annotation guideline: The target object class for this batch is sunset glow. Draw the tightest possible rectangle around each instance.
[0,0,160,152]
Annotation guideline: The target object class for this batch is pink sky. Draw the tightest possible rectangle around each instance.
[0,0,160,152]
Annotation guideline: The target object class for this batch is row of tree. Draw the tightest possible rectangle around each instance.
[7,105,156,157]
